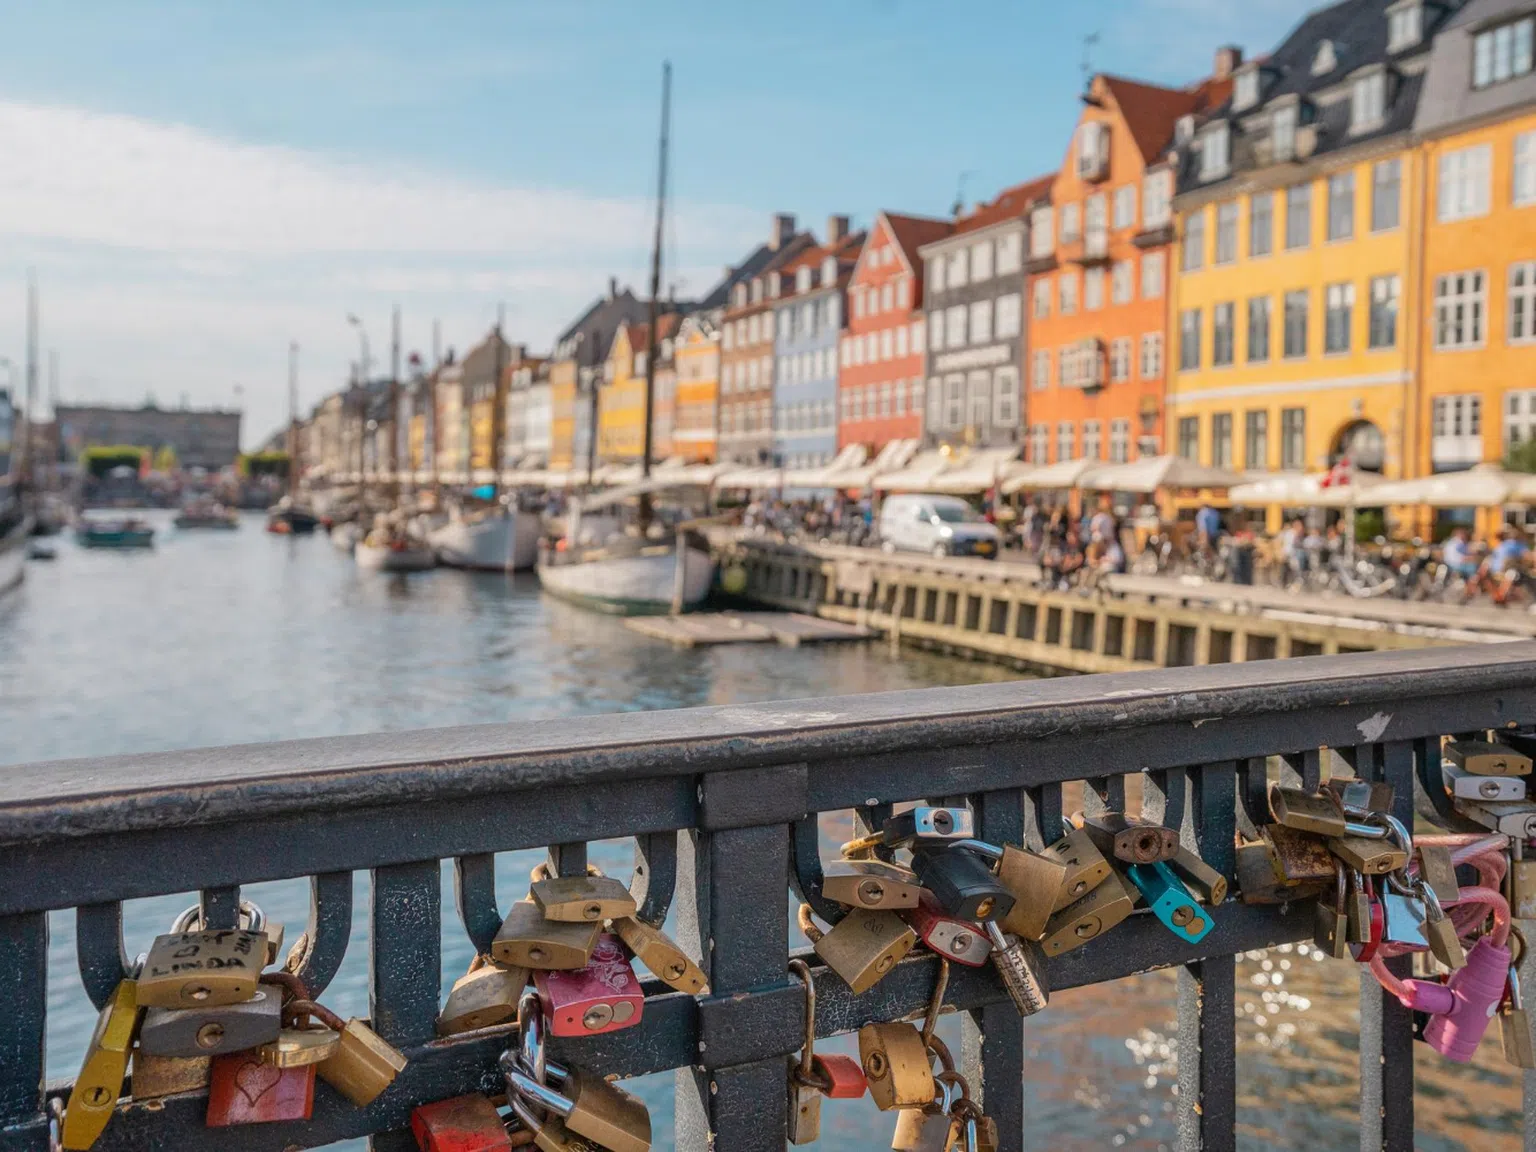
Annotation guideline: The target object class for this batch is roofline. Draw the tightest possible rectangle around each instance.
[1171,129,1413,210]
[916,212,1027,258]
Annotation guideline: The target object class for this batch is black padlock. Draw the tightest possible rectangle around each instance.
[912,847,1015,923]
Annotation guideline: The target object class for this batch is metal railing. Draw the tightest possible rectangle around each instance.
[4,643,1536,1151]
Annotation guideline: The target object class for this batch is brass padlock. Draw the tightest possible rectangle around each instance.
[493,900,603,970]
[1329,834,1408,876]
[129,1052,211,1100]
[1502,954,1536,1069]
[437,956,530,1035]
[530,873,638,924]
[307,1001,407,1106]
[62,977,139,1150]
[1314,863,1350,959]
[264,921,287,968]
[1511,860,1536,920]
[1237,840,1326,905]
[1039,828,1112,911]
[1446,738,1533,776]
[138,984,282,1057]
[260,1000,342,1067]
[504,1065,651,1152]
[803,906,916,995]
[1420,887,1467,971]
[821,859,924,910]
[1166,845,1227,906]
[993,843,1069,941]
[1323,777,1394,815]
[858,1022,934,1111]
[1264,824,1339,885]
[1415,845,1461,907]
[138,928,267,1009]
[1270,787,1349,837]
[890,1079,958,1151]
[612,916,709,995]
[1078,813,1179,865]
[1040,870,1137,956]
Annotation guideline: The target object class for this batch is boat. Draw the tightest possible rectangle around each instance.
[174,498,239,530]
[76,517,155,549]
[330,520,360,554]
[354,514,436,573]
[267,502,319,535]
[429,505,541,571]
[267,346,320,535]
[0,388,23,593]
[26,540,54,561]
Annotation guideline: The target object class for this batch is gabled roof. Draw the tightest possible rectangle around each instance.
[1103,74,1233,165]
[698,243,781,310]
[883,212,955,265]
[776,230,868,291]
[942,175,1055,242]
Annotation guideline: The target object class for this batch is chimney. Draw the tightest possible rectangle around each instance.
[608,276,619,300]
[770,212,797,250]
[1213,45,1243,80]
[826,214,850,245]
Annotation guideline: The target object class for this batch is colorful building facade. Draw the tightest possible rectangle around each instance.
[672,314,720,462]
[598,315,681,462]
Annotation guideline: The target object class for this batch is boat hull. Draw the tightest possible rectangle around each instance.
[76,527,155,549]
[174,515,239,530]
[355,541,436,572]
[537,545,714,615]
[0,516,27,594]
[429,512,540,571]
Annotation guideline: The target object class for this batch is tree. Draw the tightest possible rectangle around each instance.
[1506,439,1536,474]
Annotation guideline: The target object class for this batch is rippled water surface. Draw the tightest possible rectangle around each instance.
[0,512,1521,1149]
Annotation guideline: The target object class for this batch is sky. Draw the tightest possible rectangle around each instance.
[0,0,1308,447]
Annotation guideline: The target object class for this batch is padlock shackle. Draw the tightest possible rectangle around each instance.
[261,970,311,1005]
[946,838,1003,861]
[506,1069,574,1119]
[285,998,346,1032]
[787,958,816,1078]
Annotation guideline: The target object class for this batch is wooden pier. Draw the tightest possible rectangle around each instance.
[625,610,873,648]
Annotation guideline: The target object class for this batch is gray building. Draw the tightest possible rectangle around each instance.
[1416,0,1536,134]
[55,402,242,470]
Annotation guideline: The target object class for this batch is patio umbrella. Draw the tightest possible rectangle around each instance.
[1078,454,1246,493]
[1351,463,1532,508]
[1000,457,1100,495]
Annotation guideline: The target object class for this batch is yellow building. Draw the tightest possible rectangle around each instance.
[597,316,680,463]
[549,357,577,471]
[672,314,719,462]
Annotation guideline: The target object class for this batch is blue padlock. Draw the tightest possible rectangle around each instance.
[1126,861,1214,943]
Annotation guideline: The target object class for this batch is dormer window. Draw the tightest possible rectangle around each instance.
[821,255,838,285]
[750,278,763,303]
[795,265,812,294]
[1386,1,1421,52]
[1313,39,1337,76]
[768,272,782,298]
[1273,103,1298,161]
[732,284,747,308]
[1233,66,1260,111]
[1199,122,1231,182]
[1474,16,1535,89]
[1350,69,1387,133]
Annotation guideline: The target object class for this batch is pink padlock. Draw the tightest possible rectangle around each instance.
[1397,935,1511,1062]
[533,932,644,1037]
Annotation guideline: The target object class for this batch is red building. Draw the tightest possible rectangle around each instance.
[838,211,953,452]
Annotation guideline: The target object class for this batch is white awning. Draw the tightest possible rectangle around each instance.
[1000,457,1099,495]
[1228,470,1386,508]
[783,445,870,488]
[872,450,951,491]
[925,448,1021,494]
[838,439,920,490]
[1349,464,1536,508]
[1078,455,1246,493]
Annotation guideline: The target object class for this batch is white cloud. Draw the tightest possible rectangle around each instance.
[0,102,760,444]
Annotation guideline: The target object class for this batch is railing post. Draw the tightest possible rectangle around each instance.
[0,912,47,1149]
[369,860,442,1152]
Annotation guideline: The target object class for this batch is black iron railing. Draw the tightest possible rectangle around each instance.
[4,644,1536,1151]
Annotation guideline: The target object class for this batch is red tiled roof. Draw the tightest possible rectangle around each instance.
[622,312,681,353]
[952,175,1054,236]
[1101,73,1233,165]
[781,230,867,274]
[881,212,954,266]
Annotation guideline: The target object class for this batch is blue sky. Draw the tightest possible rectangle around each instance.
[0,0,1306,444]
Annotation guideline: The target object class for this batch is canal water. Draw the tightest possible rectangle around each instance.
[0,510,1521,1150]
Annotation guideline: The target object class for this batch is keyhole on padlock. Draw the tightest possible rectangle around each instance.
[196,1023,226,1049]
[582,1004,614,1030]
[974,898,994,920]
[184,983,212,1002]
[1171,906,1195,927]
[82,1087,112,1107]
[1069,879,1088,898]
[528,947,548,963]
[664,961,687,980]
[950,933,972,954]
[865,1052,889,1080]
[859,880,884,904]
[581,903,603,920]
[932,811,954,834]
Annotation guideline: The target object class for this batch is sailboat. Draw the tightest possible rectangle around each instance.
[267,342,320,534]
[536,62,716,614]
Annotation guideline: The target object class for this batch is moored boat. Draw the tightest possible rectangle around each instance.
[76,517,155,549]
[429,506,541,571]
[355,537,437,572]
[267,505,319,535]
[537,532,714,615]
[174,499,239,530]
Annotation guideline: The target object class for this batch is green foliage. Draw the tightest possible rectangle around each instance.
[1354,509,1385,542]
[1506,439,1536,474]
[80,446,147,477]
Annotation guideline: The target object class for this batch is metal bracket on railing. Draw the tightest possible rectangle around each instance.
[629,831,679,928]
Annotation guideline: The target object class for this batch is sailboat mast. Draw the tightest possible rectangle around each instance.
[390,304,401,488]
[286,341,299,501]
[641,61,670,489]
[490,302,507,499]
[20,270,37,495]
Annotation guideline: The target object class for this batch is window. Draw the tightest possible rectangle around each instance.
[1507,390,1536,448]
[1140,333,1163,379]
[927,378,943,429]
[929,310,945,352]
[1110,338,1131,382]
[1085,267,1105,311]
[1059,272,1079,315]
[1179,309,1202,371]
[1033,349,1051,391]
[1112,260,1133,304]
[1060,202,1081,243]
[997,232,1023,275]
[1213,302,1235,366]
[895,324,908,357]
[1248,296,1272,362]
[1273,104,1297,162]
[1388,2,1422,52]
[1244,411,1269,470]
[1327,172,1355,240]
[1142,251,1165,299]
[1516,133,1536,207]
[1030,423,1049,464]
[944,375,964,427]
[849,389,863,423]
[946,304,967,347]
[1234,68,1259,111]
[1078,122,1109,178]
[970,299,993,344]
[1351,72,1386,132]
[1372,159,1401,231]
[1210,413,1234,469]
[1030,207,1054,257]
[879,383,893,419]
[929,256,946,293]
[912,378,925,418]
[879,284,893,312]
[912,320,925,354]
[1281,408,1306,470]
[1200,123,1231,181]
[1286,183,1312,249]
[1182,210,1205,271]
[1510,262,1536,344]
[1081,420,1102,460]
[1113,185,1137,230]
[1432,394,1482,437]
[996,293,1022,338]
[897,278,910,308]
[1438,145,1492,221]
[1110,419,1131,463]
[1284,290,1309,358]
[1033,279,1051,319]
[947,248,969,287]
[1177,416,1200,460]
[1434,271,1487,349]
[1474,17,1534,88]
[1369,275,1400,349]
[1325,282,1355,354]
[1213,202,1238,265]
[1249,192,1273,257]
[1314,40,1337,76]
[968,242,993,283]
[1143,170,1172,228]
[993,367,1019,427]
[1056,422,1076,463]
[880,328,893,360]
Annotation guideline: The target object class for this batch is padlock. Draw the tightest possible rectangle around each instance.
[1420,885,1467,971]
[1445,738,1533,776]
[1237,839,1326,905]
[1040,868,1137,956]
[983,921,1049,1017]
[1453,798,1536,840]
[1400,935,1512,1061]
[534,933,643,1037]
[304,1000,407,1107]
[1323,777,1395,815]
[1264,824,1339,884]
[139,983,282,1057]
[206,1053,315,1125]
[955,1099,999,1152]
[804,906,917,995]
[1126,861,1214,943]
[902,893,992,968]
[438,957,530,1036]
[1166,845,1228,906]
[530,872,638,924]
[890,1078,958,1151]
[1039,828,1112,911]
[787,959,823,1145]
[1270,786,1349,837]
[1444,762,1527,801]
[1078,812,1179,865]
[260,999,342,1067]
[612,917,708,995]
[1511,859,1536,920]
[1501,959,1536,1069]
[966,841,1069,940]
[138,928,267,1009]
[1313,863,1351,958]
[1329,834,1408,876]
[62,977,139,1150]
[1380,884,1430,951]
[412,1093,515,1152]
[507,1095,600,1152]
[813,1053,868,1098]
[493,900,603,970]
[911,847,1015,923]
[858,1022,935,1111]
[822,859,924,910]
[130,1051,211,1100]
[504,1066,651,1152]
[882,806,975,845]
[1415,844,1462,906]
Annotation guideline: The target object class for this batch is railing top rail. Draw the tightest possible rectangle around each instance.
[3,642,1535,847]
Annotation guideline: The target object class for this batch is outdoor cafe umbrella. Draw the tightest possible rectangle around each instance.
[1349,463,1536,508]
[1077,454,1246,493]
[999,457,1100,495]
[1228,470,1387,508]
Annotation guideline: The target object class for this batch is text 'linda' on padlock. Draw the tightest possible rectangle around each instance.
[138,929,267,1009]
[531,873,638,923]
[858,1022,935,1111]
[821,859,924,910]
[492,900,602,971]
[1039,828,1112,911]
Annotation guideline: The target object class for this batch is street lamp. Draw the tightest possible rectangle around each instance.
[347,314,372,383]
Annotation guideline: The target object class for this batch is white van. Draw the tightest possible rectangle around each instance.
[878,494,1002,559]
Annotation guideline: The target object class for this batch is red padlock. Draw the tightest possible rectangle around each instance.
[411,1094,514,1152]
[811,1052,868,1099]
[534,932,644,1038]
[206,1053,314,1126]
[902,893,993,968]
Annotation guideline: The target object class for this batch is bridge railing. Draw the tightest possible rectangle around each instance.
[3,643,1536,1151]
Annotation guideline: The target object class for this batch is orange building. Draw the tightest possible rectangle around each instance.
[1024,61,1235,466]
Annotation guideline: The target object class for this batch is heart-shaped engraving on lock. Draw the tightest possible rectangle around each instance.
[234,1060,282,1105]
